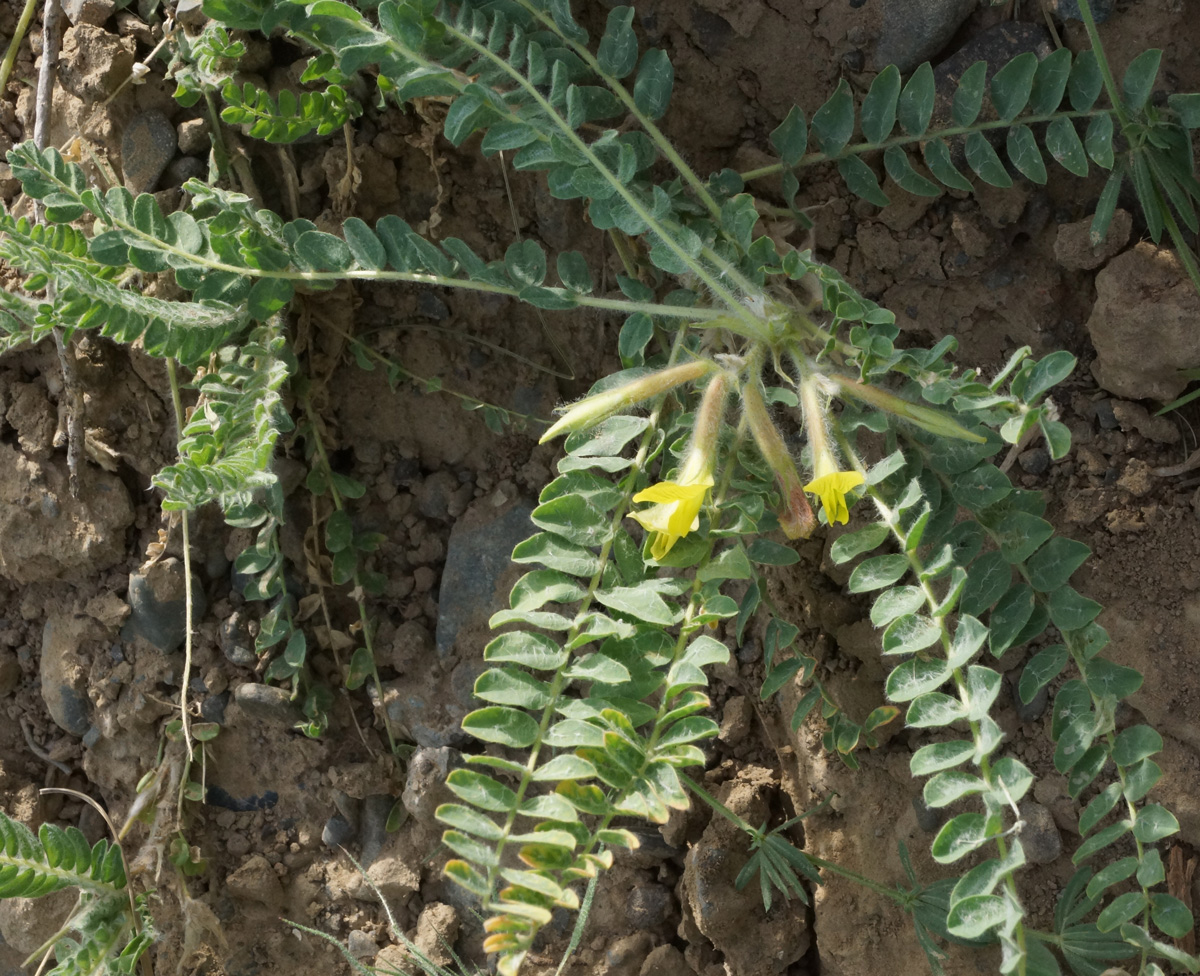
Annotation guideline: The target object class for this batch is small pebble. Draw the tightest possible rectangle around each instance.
[62,0,115,26]
[322,814,355,849]
[1093,399,1118,429]
[176,117,211,156]
[200,691,230,725]
[1019,801,1063,864]
[1009,669,1049,723]
[358,794,394,869]
[121,111,178,194]
[1017,448,1050,476]
[232,683,300,725]
[347,930,378,960]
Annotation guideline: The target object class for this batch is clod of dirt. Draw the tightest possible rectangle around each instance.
[1110,399,1181,445]
[639,944,692,976]
[62,0,115,27]
[176,117,210,156]
[122,557,205,653]
[5,380,56,457]
[0,445,134,583]
[680,765,809,976]
[57,26,135,102]
[121,110,177,193]
[1086,242,1200,399]
[0,888,77,954]
[873,0,976,71]
[401,746,461,825]
[1053,209,1132,271]
[411,902,460,968]
[226,853,285,908]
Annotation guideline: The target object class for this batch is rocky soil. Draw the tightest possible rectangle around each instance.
[1,0,1200,975]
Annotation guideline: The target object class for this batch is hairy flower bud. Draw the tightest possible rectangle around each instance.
[742,380,814,539]
[831,376,986,444]
[539,359,714,444]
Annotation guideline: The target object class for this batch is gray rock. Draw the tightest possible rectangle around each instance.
[121,111,177,194]
[379,679,466,749]
[359,793,395,869]
[1019,801,1063,864]
[1017,448,1049,476]
[200,690,230,725]
[122,558,206,654]
[402,746,462,824]
[219,611,256,666]
[1093,399,1118,429]
[61,0,115,25]
[435,500,535,657]
[416,290,450,321]
[232,683,300,725]
[875,0,977,73]
[625,882,673,929]
[347,930,378,959]
[41,612,100,736]
[414,469,459,521]
[322,814,356,849]
[165,155,207,187]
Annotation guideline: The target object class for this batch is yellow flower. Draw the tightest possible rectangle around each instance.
[803,468,864,525]
[799,371,865,526]
[629,370,730,559]
[630,474,715,560]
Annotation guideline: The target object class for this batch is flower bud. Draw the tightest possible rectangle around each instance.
[540,359,714,444]
[831,376,986,444]
[742,381,814,539]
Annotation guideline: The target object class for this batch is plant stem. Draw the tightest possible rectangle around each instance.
[1074,0,1131,128]
[0,0,36,93]
[165,359,197,767]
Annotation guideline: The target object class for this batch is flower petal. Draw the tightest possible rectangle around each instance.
[633,479,713,504]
